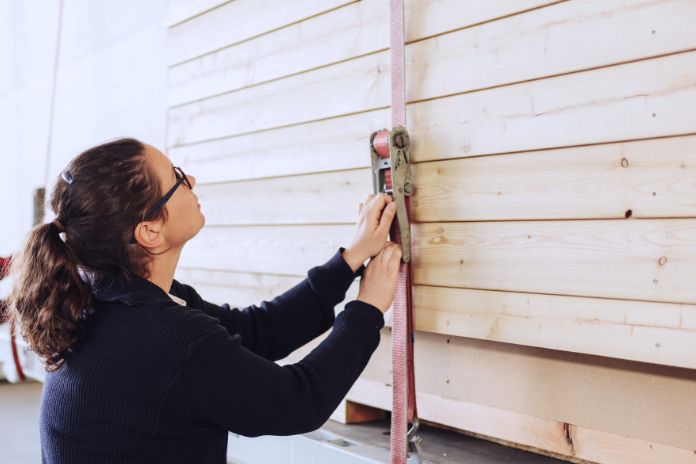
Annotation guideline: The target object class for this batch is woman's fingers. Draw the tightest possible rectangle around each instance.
[368,193,393,221]
[390,245,403,269]
[380,242,398,265]
[384,243,402,271]
[378,201,397,233]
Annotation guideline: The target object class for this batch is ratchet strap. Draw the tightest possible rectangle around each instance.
[370,2,421,463]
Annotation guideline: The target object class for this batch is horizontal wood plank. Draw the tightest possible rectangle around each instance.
[167,0,354,65]
[414,285,696,369]
[414,219,696,304]
[411,134,696,222]
[166,0,230,27]
[170,108,387,184]
[195,169,371,226]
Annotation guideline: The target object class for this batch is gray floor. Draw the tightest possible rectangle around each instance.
[1,380,566,463]
[1,380,43,463]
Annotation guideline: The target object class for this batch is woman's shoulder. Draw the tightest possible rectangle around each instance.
[88,273,239,349]
[91,293,224,346]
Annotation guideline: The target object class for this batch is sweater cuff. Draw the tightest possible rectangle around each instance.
[343,300,385,330]
[306,247,364,312]
[338,247,366,278]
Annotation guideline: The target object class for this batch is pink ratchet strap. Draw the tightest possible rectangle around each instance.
[388,1,421,463]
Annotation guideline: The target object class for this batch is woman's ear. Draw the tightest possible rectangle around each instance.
[133,220,164,249]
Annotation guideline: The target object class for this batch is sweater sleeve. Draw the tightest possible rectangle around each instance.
[170,247,366,362]
[164,299,384,437]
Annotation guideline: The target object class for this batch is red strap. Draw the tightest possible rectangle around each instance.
[390,0,406,128]
[0,256,10,280]
[0,256,25,382]
[389,217,417,464]
[389,1,417,463]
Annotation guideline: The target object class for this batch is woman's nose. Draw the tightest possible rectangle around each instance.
[189,175,197,189]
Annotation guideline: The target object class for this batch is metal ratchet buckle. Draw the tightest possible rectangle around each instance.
[407,417,424,463]
[369,126,414,263]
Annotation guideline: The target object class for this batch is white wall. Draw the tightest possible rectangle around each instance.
[0,0,168,256]
[0,0,168,381]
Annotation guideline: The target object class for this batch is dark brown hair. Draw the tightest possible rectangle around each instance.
[3,137,166,372]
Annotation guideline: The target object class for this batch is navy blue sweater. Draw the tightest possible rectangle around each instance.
[39,247,383,463]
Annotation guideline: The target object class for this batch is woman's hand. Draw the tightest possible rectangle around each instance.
[342,193,398,272]
[356,242,402,313]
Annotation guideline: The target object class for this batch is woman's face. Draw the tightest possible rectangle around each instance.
[141,143,205,248]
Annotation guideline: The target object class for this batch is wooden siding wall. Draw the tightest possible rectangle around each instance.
[167,1,696,462]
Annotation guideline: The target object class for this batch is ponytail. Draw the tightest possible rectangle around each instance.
[7,220,93,372]
[6,137,164,373]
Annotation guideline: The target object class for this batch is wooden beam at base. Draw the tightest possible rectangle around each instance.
[347,378,696,464]
[330,399,387,425]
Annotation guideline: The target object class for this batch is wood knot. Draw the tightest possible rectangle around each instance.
[620,158,629,168]
[658,256,667,266]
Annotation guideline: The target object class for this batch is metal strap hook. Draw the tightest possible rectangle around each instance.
[406,418,424,464]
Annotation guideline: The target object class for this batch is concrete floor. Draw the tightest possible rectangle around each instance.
[1,380,566,464]
[0,380,43,463]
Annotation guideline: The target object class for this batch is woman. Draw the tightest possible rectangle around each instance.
[5,137,402,463]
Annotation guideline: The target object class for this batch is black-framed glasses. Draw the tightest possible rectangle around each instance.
[130,166,192,244]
